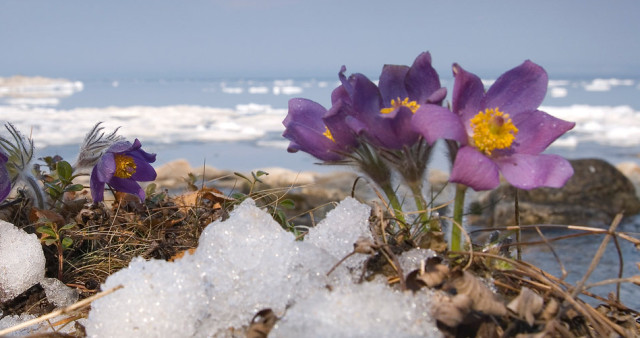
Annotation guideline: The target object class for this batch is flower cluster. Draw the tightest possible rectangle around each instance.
[283,52,575,250]
[0,122,156,206]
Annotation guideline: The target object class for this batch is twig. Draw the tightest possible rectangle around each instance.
[583,276,640,290]
[514,187,522,260]
[0,285,123,336]
[570,213,623,299]
[611,234,624,301]
[533,225,568,280]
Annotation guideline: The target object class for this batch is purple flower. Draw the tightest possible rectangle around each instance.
[413,60,575,190]
[283,97,359,162]
[0,150,11,203]
[90,139,157,202]
[337,52,446,149]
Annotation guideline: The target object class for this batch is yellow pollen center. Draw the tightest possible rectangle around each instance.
[470,107,518,156]
[114,154,137,179]
[380,97,420,114]
[323,126,335,142]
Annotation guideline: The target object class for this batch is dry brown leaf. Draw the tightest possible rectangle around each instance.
[353,236,378,255]
[540,298,559,321]
[246,308,277,338]
[507,287,544,326]
[433,293,472,327]
[174,187,234,215]
[416,257,449,288]
[447,269,507,316]
[29,207,66,227]
[169,248,196,262]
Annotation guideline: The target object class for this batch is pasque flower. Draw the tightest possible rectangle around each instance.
[90,139,157,202]
[0,150,11,203]
[283,95,359,162]
[414,60,575,191]
[336,51,446,149]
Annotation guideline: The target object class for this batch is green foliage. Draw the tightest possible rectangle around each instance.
[145,183,166,204]
[41,160,85,208]
[37,222,76,249]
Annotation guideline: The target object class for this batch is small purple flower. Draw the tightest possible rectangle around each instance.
[283,97,359,162]
[90,139,157,202]
[413,60,575,190]
[337,52,446,149]
[0,150,11,203]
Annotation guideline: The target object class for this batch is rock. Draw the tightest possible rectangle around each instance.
[473,158,640,227]
[616,162,640,200]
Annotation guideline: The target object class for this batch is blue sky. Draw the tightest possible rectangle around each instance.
[1,0,639,80]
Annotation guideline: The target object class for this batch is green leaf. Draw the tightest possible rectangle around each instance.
[251,171,264,183]
[145,183,157,196]
[230,192,247,201]
[37,226,57,237]
[255,170,269,177]
[45,182,63,194]
[56,161,73,181]
[65,184,85,192]
[279,199,295,210]
[44,238,57,246]
[233,172,252,183]
[61,237,73,249]
[60,223,75,231]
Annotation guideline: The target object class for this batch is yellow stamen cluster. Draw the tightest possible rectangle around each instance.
[470,107,518,156]
[380,97,420,114]
[323,126,335,142]
[114,154,137,178]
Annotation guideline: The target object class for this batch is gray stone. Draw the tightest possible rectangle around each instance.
[473,158,640,227]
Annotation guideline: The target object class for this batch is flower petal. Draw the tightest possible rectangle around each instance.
[107,140,134,154]
[383,106,419,149]
[452,63,484,119]
[405,52,443,104]
[349,73,384,117]
[283,122,344,161]
[90,165,106,202]
[450,146,500,191]
[0,169,11,203]
[379,64,409,105]
[323,100,359,148]
[512,110,576,154]
[129,152,157,181]
[109,176,145,200]
[412,105,467,145]
[482,60,548,117]
[94,153,115,183]
[495,153,574,190]
[284,98,327,132]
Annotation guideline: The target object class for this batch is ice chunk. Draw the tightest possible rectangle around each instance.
[40,277,79,308]
[271,279,442,337]
[86,198,438,337]
[0,314,38,336]
[0,220,46,302]
[398,248,436,275]
[305,197,372,260]
[87,199,335,337]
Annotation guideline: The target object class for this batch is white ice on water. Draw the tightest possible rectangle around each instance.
[85,198,441,337]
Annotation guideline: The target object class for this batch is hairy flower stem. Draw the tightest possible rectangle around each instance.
[451,183,467,251]
[23,172,46,209]
[356,143,406,226]
[407,181,433,230]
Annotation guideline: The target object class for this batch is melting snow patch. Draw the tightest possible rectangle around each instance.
[0,221,46,302]
[85,198,440,337]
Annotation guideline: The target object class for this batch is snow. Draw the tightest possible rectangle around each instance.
[0,220,46,302]
[85,198,441,337]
